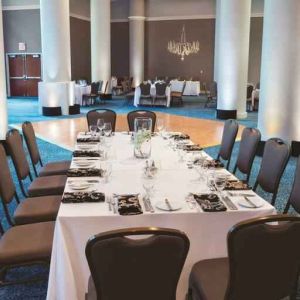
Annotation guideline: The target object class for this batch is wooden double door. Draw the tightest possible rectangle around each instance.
[7,53,41,97]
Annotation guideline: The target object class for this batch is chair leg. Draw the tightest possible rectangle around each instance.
[18,179,28,197]
[226,158,231,170]
[271,191,278,206]
[283,201,291,214]
[232,164,237,174]
[253,180,258,191]
[33,164,38,177]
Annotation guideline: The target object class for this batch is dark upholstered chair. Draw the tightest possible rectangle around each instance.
[86,109,117,132]
[0,219,54,285]
[253,138,290,206]
[127,110,156,132]
[22,121,70,177]
[284,155,300,214]
[139,82,152,106]
[0,144,60,226]
[233,128,261,182]
[205,81,217,108]
[171,81,186,107]
[246,84,254,111]
[83,82,100,106]
[153,82,168,106]
[5,129,67,198]
[85,227,190,300]
[217,119,239,169]
[188,215,300,300]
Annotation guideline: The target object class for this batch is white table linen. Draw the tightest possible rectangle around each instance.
[74,84,91,106]
[170,80,201,96]
[47,133,275,300]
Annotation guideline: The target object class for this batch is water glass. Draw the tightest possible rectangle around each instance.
[156,119,165,136]
[101,162,112,183]
[97,118,105,133]
[214,174,227,198]
[89,125,98,137]
[103,122,112,137]
[143,178,155,199]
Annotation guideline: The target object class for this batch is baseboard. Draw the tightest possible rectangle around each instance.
[69,104,80,115]
[42,106,62,116]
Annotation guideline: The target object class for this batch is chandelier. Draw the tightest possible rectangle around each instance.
[167,25,200,61]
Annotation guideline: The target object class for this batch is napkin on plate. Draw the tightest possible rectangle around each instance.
[193,193,227,212]
[73,150,100,157]
[182,144,203,152]
[197,159,224,169]
[67,168,103,177]
[170,133,190,140]
[77,134,100,143]
[116,194,143,215]
[224,180,251,191]
[62,192,105,203]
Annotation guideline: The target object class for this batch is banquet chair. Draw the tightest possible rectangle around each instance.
[232,128,261,183]
[0,217,54,285]
[204,81,217,108]
[253,138,290,206]
[86,109,117,132]
[5,129,67,198]
[82,82,100,106]
[188,215,300,300]
[127,110,156,132]
[22,121,71,177]
[217,119,239,169]
[139,82,152,106]
[85,227,190,300]
[171,81,186,107]
[0,144,60,225]
[153,82,168,106]
[284,155,300,214]
[246,84,254,111]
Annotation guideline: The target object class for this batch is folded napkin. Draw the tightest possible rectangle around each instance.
[170,133,190,140]
[195,159,224,169]
[77,134,100,143]
[73,150,100,157]
[116,194,143,216]
[193,193,227,212]
[67,168,103,177]
[224,180,251,191]
[182,144,203,152]
[62,192,105,203]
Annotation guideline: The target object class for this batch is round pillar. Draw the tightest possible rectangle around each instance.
[91,0,111,92]
[216,0,251,119]
[129,0,145,87]
[258,0,300,145]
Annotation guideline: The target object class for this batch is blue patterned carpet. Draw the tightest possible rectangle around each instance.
[2,97,298,299]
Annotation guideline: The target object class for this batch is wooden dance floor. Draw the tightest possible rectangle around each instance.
[14,112,243,150]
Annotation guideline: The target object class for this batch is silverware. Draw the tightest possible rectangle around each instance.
[244,196,257,208]
[142,196,150,212]
[165,198,173,211]
[111,197,117,214]
[228,192,255,197]
[106,196,112,211]
[147,198,155,213]
[222,196,238,210]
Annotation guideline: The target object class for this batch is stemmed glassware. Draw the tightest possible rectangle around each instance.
[214,174,227,199]
[97,119,105,135]
[101,162,112,183]
[103,123,112,137]
[89,125,98,137]
[156,119,166,137]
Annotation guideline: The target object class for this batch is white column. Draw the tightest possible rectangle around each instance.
[91,0,111,93]
[258,0,300,142]
[39,0,74,115]
[216,0,251,119]
[0,0,7,140]
[129,0,145,88]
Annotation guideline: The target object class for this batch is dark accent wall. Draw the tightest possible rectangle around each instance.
[145,19,215,83]
[70,17,91,82]
[111,22,129,77]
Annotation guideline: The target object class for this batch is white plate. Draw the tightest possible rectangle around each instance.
[238,197,264,208]
[73,161,95,168]
[68,181,91,190]
[155,200,182,211]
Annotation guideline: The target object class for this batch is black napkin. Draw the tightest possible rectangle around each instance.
[77,135,100,143]
[67,168,103,177]
[73,150,100,157]
[116,195,143,215]
[193,193,227,212]
[182,144,203,152]
[195,159,224,169]
[170,133,190,140]
[62,192,105,203]
[224,180,251,191]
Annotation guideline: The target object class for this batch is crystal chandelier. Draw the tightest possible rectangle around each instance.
[167,25,200,61]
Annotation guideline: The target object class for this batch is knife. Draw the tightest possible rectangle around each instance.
[165,198,173,211]
[244,196,257,208]
[223,196,238,210]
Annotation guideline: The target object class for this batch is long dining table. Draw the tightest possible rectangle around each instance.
[46,132,275,300]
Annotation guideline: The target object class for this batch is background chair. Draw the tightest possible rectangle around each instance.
[0,144,60,226]
[85,227,189,300]
[284,155,300,214]
[217,119,239,169]
[232,127,261,182]
[82,82,100,106]
[204,81,217,108]
[139,82,152,106]
[171,81,186,107]
[22,121,70,177]
[86,109,117,132]
[153,82,168,106]
[246,84,254,111]
[127,110,156,132]
[253,138,290,205]
[188,215,300,300]
[6,129,66,198]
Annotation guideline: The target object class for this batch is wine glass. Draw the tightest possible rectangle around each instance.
[103,123,112,137]
[89,125,98,137]
[214,174,227,199]
[207,172,216,191]
[101,162,112,183]
[143,178,155,199]
[97,119,105,134]
[156,119,165,136]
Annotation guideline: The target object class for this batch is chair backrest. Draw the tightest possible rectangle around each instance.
[155,82,167,96]
[22,121,41,166]
[209,81,217,98]
[256,138,290,193]
[236,128,261,176]
[255,82,260,89]
[127,110,156,132]
[91,82,100,94]
[85,227,190,300]
[246,85,254,99]
[140,82,151,96]
[218,119,239,161]
[86,109,117,132]
[6,129,31,180]
[0,144,16,204]
[285,156,300,213]
[225,215,300,300]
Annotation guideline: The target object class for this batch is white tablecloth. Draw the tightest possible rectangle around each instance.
[74,84,91,106]
[47,133,275,300]
[170,80,201,96]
